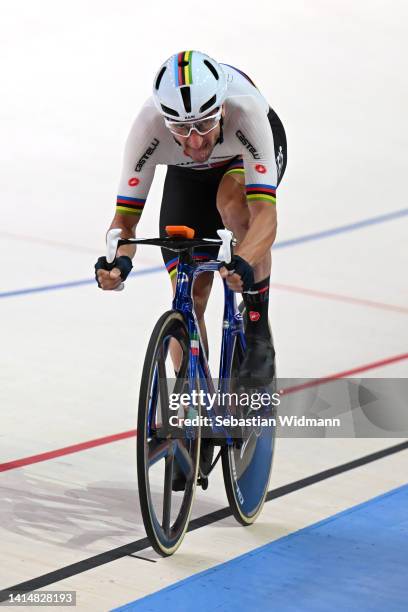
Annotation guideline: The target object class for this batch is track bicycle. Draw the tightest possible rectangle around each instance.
[106,225,277,556]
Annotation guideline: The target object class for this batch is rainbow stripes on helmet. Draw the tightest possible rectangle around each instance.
[246,184,277,205]
[174,51,193,87]
[116,195,146,216]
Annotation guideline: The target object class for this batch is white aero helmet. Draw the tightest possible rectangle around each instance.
[152,50,227,121]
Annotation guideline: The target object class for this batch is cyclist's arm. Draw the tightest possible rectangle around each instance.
[234,98,279,266]
[109,100,160,260]
[107,212,139,259]
[234,202,277,266]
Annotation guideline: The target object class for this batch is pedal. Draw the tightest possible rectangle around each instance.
[172,476,186,492]
[199,439,215,476]
[197,476,209,490]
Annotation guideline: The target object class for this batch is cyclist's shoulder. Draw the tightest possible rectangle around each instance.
[223,96,275,160]
[130,97,166,132]
[124,97,171,157]
[222,63,257,87]
[222,69,269,119]
[225,94,267,115]
[222,64,268,103]
[224,95,269,137]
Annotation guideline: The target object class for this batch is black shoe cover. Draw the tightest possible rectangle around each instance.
[238,336,275,388]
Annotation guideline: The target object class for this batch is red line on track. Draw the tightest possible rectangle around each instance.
[271,282,408,314]
[1,352,407,473]
[0,429,136,473]
[280,352,408,395]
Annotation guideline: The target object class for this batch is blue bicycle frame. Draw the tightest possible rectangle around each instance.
[172,249,246,443]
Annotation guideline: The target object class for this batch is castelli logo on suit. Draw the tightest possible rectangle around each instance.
[235,130,260,159]
[135,138,160,172]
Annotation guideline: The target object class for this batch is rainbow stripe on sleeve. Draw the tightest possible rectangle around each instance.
[116,195,146,216]
[174,51,193,86]
[225,158,245,177]
[246,184,276,205]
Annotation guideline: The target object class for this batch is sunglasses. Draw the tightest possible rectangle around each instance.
[165,108,222,137]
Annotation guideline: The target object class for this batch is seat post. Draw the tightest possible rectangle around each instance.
[178,248,194,266]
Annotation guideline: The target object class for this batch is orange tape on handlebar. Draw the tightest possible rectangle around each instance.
[165,225,195,239]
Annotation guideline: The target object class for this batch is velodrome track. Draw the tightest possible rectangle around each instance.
[1,0,407,609]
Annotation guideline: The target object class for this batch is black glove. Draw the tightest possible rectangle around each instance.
[94,255,133,288]
[219,255,254,291]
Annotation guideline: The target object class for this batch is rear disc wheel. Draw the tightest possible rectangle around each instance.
[222,303,277,525]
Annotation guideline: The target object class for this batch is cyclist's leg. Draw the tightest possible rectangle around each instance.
[216,111,287,384]
[217,173,274,383]
[170,272,213,357]
[159,165,224,366]
[160,247,214,368]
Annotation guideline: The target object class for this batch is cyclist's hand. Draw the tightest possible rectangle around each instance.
[219,255,254,292]
[95,255,133,290]
[96,267,123,290]
[219,267,244,292]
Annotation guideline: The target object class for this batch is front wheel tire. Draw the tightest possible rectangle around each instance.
[137,310,201,556]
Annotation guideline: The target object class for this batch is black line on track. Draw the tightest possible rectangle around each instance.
[127,554,157,563]
[1,439,407,601]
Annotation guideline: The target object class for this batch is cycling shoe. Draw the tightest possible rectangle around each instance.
[238,335,275,387]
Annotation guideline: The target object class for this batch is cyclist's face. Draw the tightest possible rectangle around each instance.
[172,107,224,163]
[178,127,220,162]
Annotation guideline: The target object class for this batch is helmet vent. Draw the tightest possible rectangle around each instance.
[199,95,216,113]
[180,86,192,113]
[204,60,219,80]
[155,67,166,90]
[178,59,190,68]
[161,104,179,117]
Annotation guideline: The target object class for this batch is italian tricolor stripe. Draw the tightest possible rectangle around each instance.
[116,195,146,216]
[246,184,276,205]
[175,51,193,86]
[191,331,199,356]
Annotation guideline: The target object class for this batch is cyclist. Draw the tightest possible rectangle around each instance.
[95,50,287,386]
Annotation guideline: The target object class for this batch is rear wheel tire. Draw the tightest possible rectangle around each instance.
[222,302,277,525]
